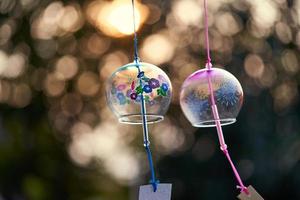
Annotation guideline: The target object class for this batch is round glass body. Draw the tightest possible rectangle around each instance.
[106,62,172,124]
[180,68,243,127]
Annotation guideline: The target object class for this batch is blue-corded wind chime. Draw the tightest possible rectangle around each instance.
[106,0,172,197]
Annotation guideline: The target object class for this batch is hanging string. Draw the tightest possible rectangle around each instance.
[132,0,139,62]
[204,0,211,69]
[203,0,249,195]
[131,0,158,192]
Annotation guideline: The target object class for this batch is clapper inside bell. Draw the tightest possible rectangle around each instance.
[138,184,172,200]
[237,185,264,200]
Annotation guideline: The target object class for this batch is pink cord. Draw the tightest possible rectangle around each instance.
[203,0,249,195]
[204,0,211,68]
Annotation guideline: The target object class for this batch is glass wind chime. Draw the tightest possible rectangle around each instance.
[180,0,263,199]
[106,0,172,197]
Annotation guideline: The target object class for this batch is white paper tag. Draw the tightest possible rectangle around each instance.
[237,185,264,200]
[138,184,172,200]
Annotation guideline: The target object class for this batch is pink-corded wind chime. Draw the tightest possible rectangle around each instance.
[180,0,264,199]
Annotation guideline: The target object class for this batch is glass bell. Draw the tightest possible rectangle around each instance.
[180,67,243,127]
[106,62,172,124]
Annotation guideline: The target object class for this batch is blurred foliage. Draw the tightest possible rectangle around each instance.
[0,0,300,199]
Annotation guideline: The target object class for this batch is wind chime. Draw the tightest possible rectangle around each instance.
[180,0,263,199]
[106,0,172,199]
[106,0,263,199]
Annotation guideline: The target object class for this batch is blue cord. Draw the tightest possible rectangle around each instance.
[134,59,158,192]
[131,1,158,191]
[132,0,139,61]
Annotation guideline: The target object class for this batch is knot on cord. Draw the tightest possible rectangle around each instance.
[237,185,250,196]
[150,179,159,192]
[205,61,212,70]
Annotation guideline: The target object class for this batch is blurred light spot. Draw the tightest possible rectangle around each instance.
[192,136,215,161]
[68,122,140,181]
[59,4,84,33]
[141,33,175,65]
[152,118,186,154]
[31,2,64,39]
[99,51,129,79]
[215,12,242,36]
[0,80,11,102]
[31,2,83,40]
[21,0,39,11]
[173,0,201,26]
[0,0,16,14]
[232,1,248,11]
[80,33,110,58]
[0,23,12,45]
[272,81,298,111]
[44,73,66,97]
[15,42,31,57]
[104,152,140,182]
[11,84,32,108]
[244,54,264,78]
[2,53,27,78]
[77,71,100,96]
[275,22,292,44]
[86,0,148,37]
[0,51,8,74]
[55,55,78,80]
[71,122,92,136]
[281,50,299,75]
[258,65,277,88]
[61,93,83,116]
[145,4,161,24]
[296,31,300,49]
[238,159,255,180]
[249,0,279,29]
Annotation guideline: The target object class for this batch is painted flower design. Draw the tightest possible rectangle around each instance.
[161,83,168,92]
[130,92,137,100]
[143,85,152,93]
[148,78,160,89]
[215,83,240,107]
[116,93,126,105]
[112,73,170,105]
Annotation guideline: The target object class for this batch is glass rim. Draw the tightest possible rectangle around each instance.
[192,118,236,128]
[118,114,164,125]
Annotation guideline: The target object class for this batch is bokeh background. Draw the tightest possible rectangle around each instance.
[0,0,300,199]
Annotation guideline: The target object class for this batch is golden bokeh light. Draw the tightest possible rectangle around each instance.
[31,2,83,39]
[55,55,79,81]
[215,12,242,36]
[244,54,265,78]
[275,22,292,44]
[140,32,175,65]
[172,0,202,26]
[76,71,100,96]
[2,53,27,79]
[281,50,299,75]
[68,122,140,181]
[44,73,66,97]
[11,83,32,108]
[86,0,149,37]
[272,81,298,111]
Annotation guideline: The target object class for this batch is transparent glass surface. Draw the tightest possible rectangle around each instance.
[106,62,172,124]
[180,68,243,127]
